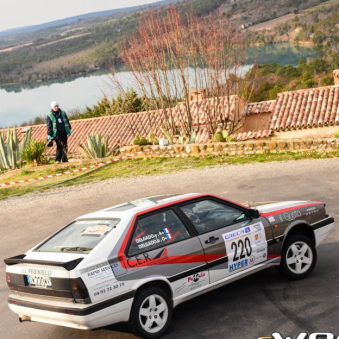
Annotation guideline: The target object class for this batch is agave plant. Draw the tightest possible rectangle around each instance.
[176,128,197,145]
[79,133,118,159]
[0,127,32,170]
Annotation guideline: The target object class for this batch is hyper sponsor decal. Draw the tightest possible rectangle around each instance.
[223,222,267,275]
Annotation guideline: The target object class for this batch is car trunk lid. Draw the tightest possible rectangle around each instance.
[5,253,87,301]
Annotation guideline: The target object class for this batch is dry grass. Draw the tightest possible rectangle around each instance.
[0,42,33,53]
[1,151,339,199]
[35,33,92,49]
[29,46,99,73]
[249,13,296,32]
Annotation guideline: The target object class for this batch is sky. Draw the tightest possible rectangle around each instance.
[0,0,160,33]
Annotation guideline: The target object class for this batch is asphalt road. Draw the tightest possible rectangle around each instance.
[1,158,339,339]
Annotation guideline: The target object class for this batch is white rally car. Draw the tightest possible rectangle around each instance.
[5,194,334,338]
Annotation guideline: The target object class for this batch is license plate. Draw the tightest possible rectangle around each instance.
[26,275,52,288]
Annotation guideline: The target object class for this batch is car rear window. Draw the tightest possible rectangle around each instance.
[36,219,120,253]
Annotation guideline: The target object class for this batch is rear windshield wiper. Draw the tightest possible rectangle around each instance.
[60,246,93,252]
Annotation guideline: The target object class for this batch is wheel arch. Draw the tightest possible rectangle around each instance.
[283,221,315,247]
[131,277,173,303]
[128,278,173,319]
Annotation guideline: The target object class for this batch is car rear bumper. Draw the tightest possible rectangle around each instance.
[8,292,134,330]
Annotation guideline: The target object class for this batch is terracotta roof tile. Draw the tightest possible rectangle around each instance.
[232,129,272,141]
[270,85,339,131]
[195,128,210,144]
[245,100,276,115]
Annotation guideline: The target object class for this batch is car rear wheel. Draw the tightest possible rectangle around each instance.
[277,235,317,280]
[129,287,173,338]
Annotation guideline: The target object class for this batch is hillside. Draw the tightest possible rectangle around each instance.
[0,0,184,39]
[246,0,339,67]
[0,0,333,86]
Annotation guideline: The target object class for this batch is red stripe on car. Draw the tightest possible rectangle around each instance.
[260,202,323,217]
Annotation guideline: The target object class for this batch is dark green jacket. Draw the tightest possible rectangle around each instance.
[47,110,71,137]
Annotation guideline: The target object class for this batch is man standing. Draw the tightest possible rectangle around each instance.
[46,101,72,163]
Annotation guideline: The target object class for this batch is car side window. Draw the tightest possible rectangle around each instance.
[128,209,190,256]
[179,200,247,234]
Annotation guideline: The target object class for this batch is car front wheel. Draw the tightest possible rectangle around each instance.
[278,235,317,280]
[129,287,173,338]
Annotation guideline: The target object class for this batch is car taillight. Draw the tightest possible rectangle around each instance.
[70,278,89,302]
[6,273,14,290]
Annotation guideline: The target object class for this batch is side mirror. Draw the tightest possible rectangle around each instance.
[249,209,260,219]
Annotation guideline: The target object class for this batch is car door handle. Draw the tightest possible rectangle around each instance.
[205,236,219,244]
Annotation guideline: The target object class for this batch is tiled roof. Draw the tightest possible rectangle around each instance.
[245,100,276,115]
[195,128,210,143]
[270,85,339,131]
[232,130,273,141]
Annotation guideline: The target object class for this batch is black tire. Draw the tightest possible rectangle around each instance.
[277,234,317,280]
[128,287,173,339]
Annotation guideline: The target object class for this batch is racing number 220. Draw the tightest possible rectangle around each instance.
[231,237,252,261]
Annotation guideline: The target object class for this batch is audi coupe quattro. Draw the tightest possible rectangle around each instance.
[5,193,334,338]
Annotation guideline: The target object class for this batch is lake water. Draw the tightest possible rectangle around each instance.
[0,43,317,127]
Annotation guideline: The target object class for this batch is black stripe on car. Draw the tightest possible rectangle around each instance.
[311,217,334,230]
[168,256,229,283]
[8,290,136,316]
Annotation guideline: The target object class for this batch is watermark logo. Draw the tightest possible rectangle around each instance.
[258,333,336,339]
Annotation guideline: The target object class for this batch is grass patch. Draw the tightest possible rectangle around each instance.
[1,151,339,200]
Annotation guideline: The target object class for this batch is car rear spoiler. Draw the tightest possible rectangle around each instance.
[4,254,83,271]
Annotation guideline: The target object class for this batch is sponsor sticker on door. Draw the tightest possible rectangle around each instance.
[222,222,267,274]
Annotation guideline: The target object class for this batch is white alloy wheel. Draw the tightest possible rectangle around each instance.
[139,294,169,334]
[285,241,313,274]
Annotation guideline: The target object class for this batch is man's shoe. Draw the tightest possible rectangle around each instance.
[55,161,61,164]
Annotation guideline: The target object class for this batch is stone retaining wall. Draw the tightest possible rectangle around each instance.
[120,138,339,157]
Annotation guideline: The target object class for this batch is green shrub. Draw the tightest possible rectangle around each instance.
[131,134,151,146]
[213,130,234,143]
[335,130,339,138]
[21,140,47,166]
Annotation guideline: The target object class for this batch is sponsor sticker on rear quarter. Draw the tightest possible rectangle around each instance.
[80,262,127,302]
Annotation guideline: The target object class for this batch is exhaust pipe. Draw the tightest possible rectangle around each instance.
[19,315,31,323]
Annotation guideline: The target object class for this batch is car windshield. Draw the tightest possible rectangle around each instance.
[36,219,120,253]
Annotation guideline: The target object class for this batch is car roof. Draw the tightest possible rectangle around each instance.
[76,193,204,220]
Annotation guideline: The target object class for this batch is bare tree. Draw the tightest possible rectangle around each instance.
[108,4,252,140]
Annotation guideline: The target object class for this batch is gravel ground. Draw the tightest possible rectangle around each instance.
[2,157,338,214]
